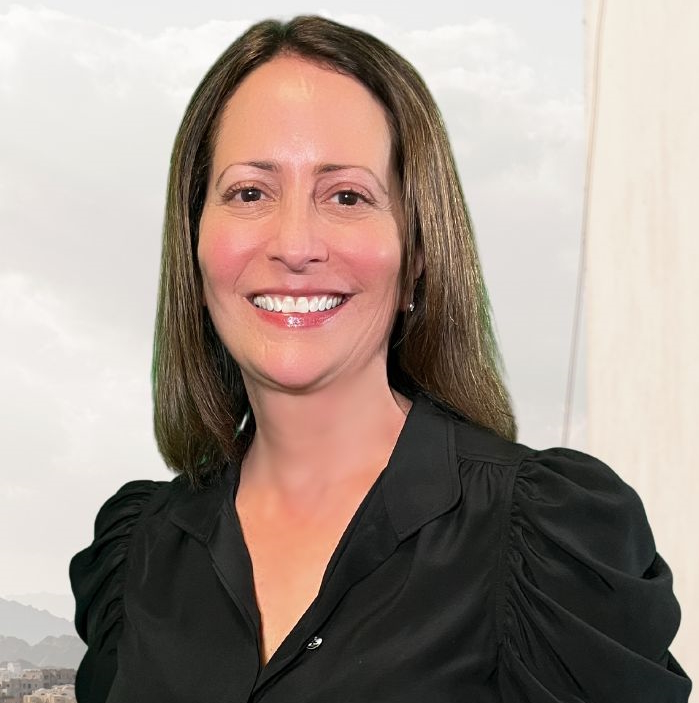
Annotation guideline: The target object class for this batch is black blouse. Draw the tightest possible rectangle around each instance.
[69,393,692,702]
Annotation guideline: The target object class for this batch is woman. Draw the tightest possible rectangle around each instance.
[69,15,692,703]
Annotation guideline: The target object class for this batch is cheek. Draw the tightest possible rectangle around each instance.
[343,236,403,294]
[198,217,258,295]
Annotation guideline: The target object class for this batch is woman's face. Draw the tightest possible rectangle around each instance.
[198,55,404,394]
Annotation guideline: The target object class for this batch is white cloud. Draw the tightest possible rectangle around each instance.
[0,272,93,353]
[0,267,167,593]
[0,483,35,500]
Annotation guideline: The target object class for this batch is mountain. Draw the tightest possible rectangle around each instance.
[30,634,85,668]
[4,592,74,621]
[0,598,76,645]
[0,635,85,669]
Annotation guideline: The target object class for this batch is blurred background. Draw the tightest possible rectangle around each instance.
[0,0,694,692]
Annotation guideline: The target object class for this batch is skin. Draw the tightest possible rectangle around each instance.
[197,55,420,665]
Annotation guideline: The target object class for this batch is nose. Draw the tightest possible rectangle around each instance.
[265,194,329,271]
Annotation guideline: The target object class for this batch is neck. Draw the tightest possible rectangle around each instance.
[240,370,411,500]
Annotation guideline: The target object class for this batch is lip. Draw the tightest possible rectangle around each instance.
[248,289,350,298]
[247,294,348,328]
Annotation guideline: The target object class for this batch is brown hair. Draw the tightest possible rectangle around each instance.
[153,15,517,488]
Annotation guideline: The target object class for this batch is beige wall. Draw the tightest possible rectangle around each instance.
[585,0,698,685]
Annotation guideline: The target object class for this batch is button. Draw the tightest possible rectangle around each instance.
[306,636,323,650]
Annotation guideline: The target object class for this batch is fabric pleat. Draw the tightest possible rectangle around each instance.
[497,448,691,702]
[70,480,165,703]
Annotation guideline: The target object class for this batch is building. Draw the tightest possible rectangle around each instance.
[23,685,76,703]
[3,669,76,703]
[38,671,75,689]
[6,669,42,701]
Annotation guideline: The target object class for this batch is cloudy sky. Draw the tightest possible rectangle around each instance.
[0,1,585,611]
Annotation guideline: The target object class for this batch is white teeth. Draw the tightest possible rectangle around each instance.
[252,294,344,314]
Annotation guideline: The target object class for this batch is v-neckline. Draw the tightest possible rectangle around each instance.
[223,462,388,670]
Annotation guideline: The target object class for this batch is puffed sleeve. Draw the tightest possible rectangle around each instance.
[69,480,166,703]
[497,447,692,702]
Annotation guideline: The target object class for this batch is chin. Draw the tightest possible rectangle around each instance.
[244,359,338,394]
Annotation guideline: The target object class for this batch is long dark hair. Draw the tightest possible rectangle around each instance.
[152,15,517,489]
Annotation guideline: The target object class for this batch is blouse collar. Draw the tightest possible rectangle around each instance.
[168,392,462,546]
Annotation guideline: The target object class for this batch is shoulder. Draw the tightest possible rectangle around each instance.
[70,468,233,638]
[410,392,527,468]
[421,400,691,698]
[494,444,691,699]
[445,406,658,579]
[93,479,173,535]
[70,479,173,637]
[69,478,175,702]
[445,400,646,539]
[501,444,659,611]
[415,395,652,537]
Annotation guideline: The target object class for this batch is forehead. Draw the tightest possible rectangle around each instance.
[212,55,393,172]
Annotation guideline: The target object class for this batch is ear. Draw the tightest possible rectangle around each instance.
[401,247,424,311]
[412,246,424,281]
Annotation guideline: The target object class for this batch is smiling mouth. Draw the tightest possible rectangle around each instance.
[251,294,346,314]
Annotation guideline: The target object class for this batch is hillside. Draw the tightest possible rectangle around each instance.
[0,598,76,645]
[0,634,84,669]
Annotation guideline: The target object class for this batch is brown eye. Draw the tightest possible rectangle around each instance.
[240,188,263,202]
[332,190,368,206]
[338,191,359,206]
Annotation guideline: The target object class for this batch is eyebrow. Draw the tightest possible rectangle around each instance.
[215,161,388,195]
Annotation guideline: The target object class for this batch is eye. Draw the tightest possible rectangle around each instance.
[331,190,371,206]
[238,187,263,202]
[221,185,267,204]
